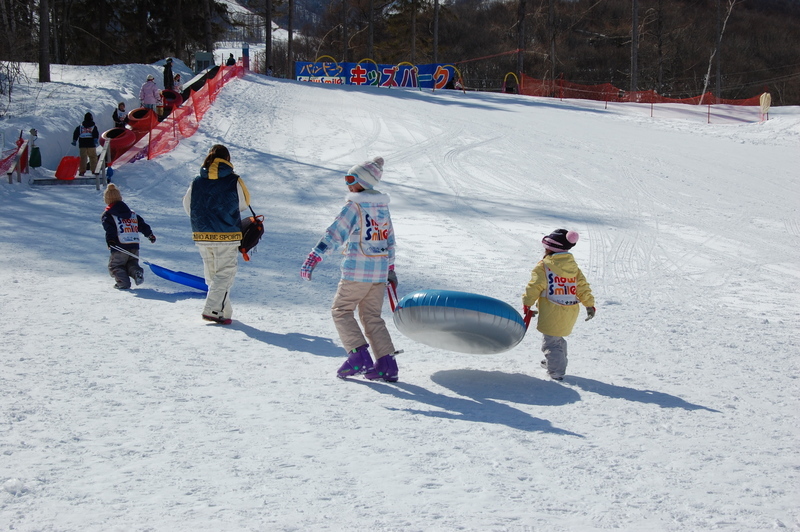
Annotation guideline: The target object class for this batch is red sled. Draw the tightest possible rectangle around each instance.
[55,156,80,180]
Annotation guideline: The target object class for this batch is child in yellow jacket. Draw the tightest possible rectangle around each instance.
[522,229,596,380]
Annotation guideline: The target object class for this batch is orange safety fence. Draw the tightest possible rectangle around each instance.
[0,148,17,174]
[518,74,761,106]
[1,135,29,175]
[115,63,244,166]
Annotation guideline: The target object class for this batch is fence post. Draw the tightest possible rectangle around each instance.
[6,139,29,184]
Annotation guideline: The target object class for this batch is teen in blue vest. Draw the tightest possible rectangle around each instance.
[183,144,251,324]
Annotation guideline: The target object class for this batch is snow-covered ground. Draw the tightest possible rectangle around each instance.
[1,61,799,531]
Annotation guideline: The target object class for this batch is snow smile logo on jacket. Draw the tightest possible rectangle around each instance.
[113,212,140,244]
[363,212,389,243]
[545,266,578,306]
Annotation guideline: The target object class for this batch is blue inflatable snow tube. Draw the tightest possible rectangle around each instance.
[393,289,526,354]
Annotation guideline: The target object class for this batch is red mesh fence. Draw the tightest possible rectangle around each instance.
[519,74,760,106]
[148,117,182,159]
[0,136,28,175]
[0,148,17,174]
[192,83,211,122]
[116,63,244,166]
[175,104,200,139]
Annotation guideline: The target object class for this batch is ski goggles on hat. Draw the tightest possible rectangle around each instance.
[344,174,358,185]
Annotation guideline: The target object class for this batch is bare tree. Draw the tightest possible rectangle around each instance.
[548,0,555,83]
[342,0,348,62]
[174,0,184,62]
[204,0,214,53]
[631,0,638,91]
[701,0,737,102]
[411,0,416,63]
[39,0,50,82]
[517,0,526,75]
[288,0,293,77]
[433,0,439,63]
[266,0,273,73]
[368,0,374,59]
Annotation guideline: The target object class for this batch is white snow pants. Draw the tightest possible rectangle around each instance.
[197,243,239,321]
[542,334,568,379]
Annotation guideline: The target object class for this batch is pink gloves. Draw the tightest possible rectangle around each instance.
[300,252,322,280]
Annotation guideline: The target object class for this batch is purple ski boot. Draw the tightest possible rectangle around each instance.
[337,344,374,378]
[365,353,399,382]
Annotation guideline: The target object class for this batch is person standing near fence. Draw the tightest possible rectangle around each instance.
[139,74,160,110]
[71,112,99,176]
[163,58,174,91]
[183,144,251,325]
[112,102,128,128]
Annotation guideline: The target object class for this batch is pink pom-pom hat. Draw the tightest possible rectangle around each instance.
[542,229,579,252]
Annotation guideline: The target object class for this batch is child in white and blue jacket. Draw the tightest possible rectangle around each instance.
[300,156,400,382]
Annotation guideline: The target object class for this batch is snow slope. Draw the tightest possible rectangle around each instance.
[1,63,799,531]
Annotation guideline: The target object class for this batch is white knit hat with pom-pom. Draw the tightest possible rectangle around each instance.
[542,228,579,252]
[346,156,384,189]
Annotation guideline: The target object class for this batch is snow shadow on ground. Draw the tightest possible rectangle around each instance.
[567,376,721,412]
[221,320,342,357]
[358,371,583,436]
[430,369,580,406]
[130,288,205,302]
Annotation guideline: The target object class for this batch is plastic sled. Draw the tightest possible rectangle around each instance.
[55,156,80,180]
[146,262,208,292]
[110,246,207,291]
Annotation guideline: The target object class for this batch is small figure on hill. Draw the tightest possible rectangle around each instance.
[183,144,252,325]
[300,156,400,382]
[163,58,174,90]
[173,73,183,92]
[226,53,236,66]
[112,102,128,128]
[71,112,100,176]
[266,65,274,76]
[139,74,160,110]
[101,183,156,290]
[522,229,596,381]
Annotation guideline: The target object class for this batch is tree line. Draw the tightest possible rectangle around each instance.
[284,0,800,104]
[2,0,799,105]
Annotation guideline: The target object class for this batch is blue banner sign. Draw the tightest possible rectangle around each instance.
[296,62,457,90]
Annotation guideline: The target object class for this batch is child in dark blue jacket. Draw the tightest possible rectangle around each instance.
[101,184,156,290]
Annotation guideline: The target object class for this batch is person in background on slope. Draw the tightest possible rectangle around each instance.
[522,229,596,381]
[163,58,174,91]
[183,144,251,325]
[101,183,156,290]
[139,74,160,110]
[173,73,183,93]
[226,53,236,66]
[112,102,128,128]
[72,112,99,176]
[300,156,400,382]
